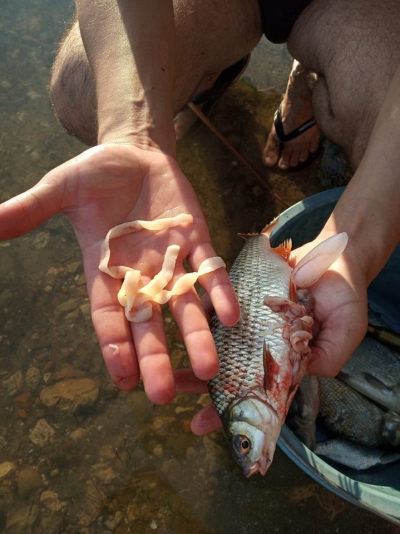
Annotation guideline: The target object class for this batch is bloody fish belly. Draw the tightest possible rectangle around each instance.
[208,221,348,477]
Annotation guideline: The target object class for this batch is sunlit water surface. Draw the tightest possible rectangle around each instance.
[0,1,394,533]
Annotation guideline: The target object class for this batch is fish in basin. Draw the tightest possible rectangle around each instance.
[208,220,348,477]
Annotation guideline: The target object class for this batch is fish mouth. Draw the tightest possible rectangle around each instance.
[244,457,271,478]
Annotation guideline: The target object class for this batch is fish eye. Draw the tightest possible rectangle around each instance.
[233,435,252,455]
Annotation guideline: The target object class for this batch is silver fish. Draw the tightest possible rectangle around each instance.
[318,377,400,448]
[338,334,400,414]
[315,438,400,470]
[208,221,347,477]
[286,375,320,450]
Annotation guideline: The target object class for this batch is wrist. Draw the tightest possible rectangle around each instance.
[98,119,177,158]
[322,195,397,286]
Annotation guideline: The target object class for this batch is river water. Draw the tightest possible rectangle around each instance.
[0,1,395,533]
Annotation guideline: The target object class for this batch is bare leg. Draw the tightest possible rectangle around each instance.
[263,60,320,170]
[288,0,400,168]
[49,0,262,146]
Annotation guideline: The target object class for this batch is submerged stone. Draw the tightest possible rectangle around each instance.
[40,378,99,415]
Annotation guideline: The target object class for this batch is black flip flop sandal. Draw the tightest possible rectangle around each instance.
[272,103,322,173]
[179,55,251,136]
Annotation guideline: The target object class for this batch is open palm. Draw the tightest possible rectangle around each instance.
[0,144,239,404]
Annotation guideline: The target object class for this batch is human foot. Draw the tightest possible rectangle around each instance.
[263,60,320,171]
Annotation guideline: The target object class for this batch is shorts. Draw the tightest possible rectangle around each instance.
[258,0,314,43]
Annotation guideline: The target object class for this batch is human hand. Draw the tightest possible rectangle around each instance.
[0,143,240,404]
[176,228,369,435]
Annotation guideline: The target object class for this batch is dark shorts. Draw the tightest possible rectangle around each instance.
[258,0,314,43]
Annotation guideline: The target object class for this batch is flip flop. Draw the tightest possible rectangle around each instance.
[180,55,251,136]
[272,103,322,173]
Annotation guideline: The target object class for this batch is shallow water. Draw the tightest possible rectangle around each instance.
[0,1,395,533]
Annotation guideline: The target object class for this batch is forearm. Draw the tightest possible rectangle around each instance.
[323,66,400,284]
[76,0,176,155]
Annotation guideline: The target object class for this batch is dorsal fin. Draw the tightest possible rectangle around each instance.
[237,232,259,241]
[260,216,280,237]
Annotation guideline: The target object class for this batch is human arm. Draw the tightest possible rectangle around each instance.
[76,0,176,151]
[305,64,400,375]
[0,1,240,404]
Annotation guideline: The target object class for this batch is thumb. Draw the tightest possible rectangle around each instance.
[0,165,70,240]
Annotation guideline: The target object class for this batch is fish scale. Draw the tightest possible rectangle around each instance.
[208,234,292,417]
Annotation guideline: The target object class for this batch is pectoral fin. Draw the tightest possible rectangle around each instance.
[292,232,348,288]
[263,342,280,392]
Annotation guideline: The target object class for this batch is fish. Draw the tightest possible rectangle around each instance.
[314,438,400,471]
[208,220,348,477]
[286,375,320,450]
[338,334,400,414]
[318,377,400,448]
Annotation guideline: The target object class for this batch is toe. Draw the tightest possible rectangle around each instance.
[263,129,280,167]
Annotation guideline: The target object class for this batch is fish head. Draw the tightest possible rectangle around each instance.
[225,396,281,477]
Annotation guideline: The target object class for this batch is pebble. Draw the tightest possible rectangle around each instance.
[25,367,41,390]
[69,427,89,442]
[3,371,24,397]
[54,298,80,318]
[17,468,43,499]
[39,510,64,534]
[6,504,39,533]
[40,378,100,415]
[152,444,163,458]
[29,419,55,447]
[0,461,17,481]
[40,490,68,512]
[152,416,175,436]
[91,463,117,485]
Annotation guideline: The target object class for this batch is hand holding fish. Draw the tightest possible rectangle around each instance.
[289,229,368,377]
[0,143,240,404]
[177,228,366,442]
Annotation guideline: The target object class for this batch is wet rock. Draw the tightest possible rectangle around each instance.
[29,419,55,447]
[79,302,91,319]
[54,298,79,318]
[40,378,99,415]
[39,510,64,534]
[153,444,163,458]
[6,504,39,534]
[73,480,103,527]
[3,370,24,397]
[0,486,14,510]
[92,463,117,485]
[152,416,175,436]
[40,490,68,512]
[45,266,59,287]
[17,468,43,499]
[0,461,17,481]
[65,261,81,275]
[32,230,50,249]
[69,427,89,442]
[25,367,41,390]
[14,392,32,413]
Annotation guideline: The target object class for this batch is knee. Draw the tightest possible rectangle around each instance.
[49,21,97,146]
